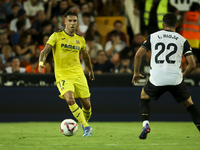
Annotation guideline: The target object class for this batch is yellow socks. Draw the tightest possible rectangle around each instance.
[82,107,92,122]
[69,103,89,128]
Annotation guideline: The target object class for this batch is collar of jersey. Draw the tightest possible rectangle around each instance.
[164,30,174,32]
[64,29,75,37]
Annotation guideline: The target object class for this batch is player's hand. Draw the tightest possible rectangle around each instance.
[38,62,46,73]
[89,71,95,81]
[132,73,144,83]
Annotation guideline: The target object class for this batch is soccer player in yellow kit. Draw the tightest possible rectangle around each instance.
[38,10,95,137]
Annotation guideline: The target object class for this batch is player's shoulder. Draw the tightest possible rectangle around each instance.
[55,29,64,33]
[75,32,83,37]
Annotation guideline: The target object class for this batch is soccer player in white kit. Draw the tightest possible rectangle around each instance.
[132,12,200,139]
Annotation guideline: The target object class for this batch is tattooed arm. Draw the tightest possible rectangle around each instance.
[81,49,95,81]
[38,44,52,73]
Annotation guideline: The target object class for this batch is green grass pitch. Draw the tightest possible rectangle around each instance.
[0,122,199,150]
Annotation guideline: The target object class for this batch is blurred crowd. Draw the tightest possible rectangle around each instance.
[0,0,200,75]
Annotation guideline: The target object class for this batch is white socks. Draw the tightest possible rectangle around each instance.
[143,120,149,127]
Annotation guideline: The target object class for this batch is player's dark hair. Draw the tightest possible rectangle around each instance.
[113,20,122,26]
[64,10,78,18]
[163,12,177,28]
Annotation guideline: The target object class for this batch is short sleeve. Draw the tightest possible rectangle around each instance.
[81,37,86,51]
[183,40,193,57]
[141,35,151,51]
[46,33,57,47]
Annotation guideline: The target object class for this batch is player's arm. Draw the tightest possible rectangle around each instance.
[183,54,196,79]
[182,40,196,79]
[38,44,52,73]
[81,49,95,81]
[132,47,147,83]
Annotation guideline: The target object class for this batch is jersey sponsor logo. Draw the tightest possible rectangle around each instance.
[61,38,66,40]
[76,40,80,44]
[61,44,80,51]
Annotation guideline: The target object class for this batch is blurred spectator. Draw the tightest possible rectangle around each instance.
[0,44,15,67]
[5,56,26,73]
[36,20,54,45]
[37,34,50,56]
[93,50,115,74]
[0,32,9,53]
[11,19,26,46]
[44,0,60,19]
[130,33,144,59]
[58,12,65,29]
[6,57,12,67]
[134,0,179,36]
[105,30,126,63]
[37,33,53,73]
[106,20,127,44]
[0,57,3,73]
[108,0,125,16]
[6,3,20,24]
[1,0,22,17]
[58,0,70,16]
[31,10,49,36]
[23,0,44,21]
[85,21,102,44]
[68,0,81,8]
[179,2,200,63]
[9,8,31,34]
[26,56,45,74]
[140,50,151,74]
[15,31,35,61]
[118,51,133,74]
[0,1,6,20]
[85,34,103,63]
[79,12,91,36]
[192,55,200,73]
[78,2,94,26]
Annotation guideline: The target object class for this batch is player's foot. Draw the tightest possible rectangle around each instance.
[139,123,150,139]
[80,123,84,130]
[82,126,94,137]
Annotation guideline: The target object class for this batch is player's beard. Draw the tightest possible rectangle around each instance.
[67,26,77,34]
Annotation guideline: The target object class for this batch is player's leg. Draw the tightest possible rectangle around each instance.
[170,80,200,132]
[139,80,165,139]
[139,88,151,139]
[63,91,89,129]
[79,97,92,122]
[74,76,93,137]
[182,97,200,131]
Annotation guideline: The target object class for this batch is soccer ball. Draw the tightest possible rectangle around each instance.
[60,119,78,136]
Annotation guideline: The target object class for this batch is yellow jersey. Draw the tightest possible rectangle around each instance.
[47,29,86,82]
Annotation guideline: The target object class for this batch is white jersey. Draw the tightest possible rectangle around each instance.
[142,30,192,86]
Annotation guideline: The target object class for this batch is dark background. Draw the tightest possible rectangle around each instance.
[0,73,200,122]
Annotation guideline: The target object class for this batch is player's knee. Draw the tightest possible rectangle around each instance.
[182,97,194,108]
[84,103,91,110]
[65,97,75,105]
